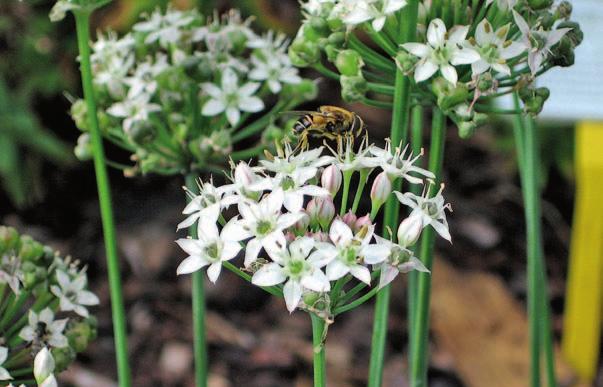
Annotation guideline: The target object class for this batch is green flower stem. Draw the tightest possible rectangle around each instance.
[189,83,202,138]
[3,349,29,369]
[368,4,419,387]
[340,171,353,216]
[474,105,523,115]
[367,82,395,95]
[512,95,556,387]
[73,12,132,387]
[351,169,370,213]
[409,107,446,387]
[0,290,29,330]
[407,104,423,363]
[334,285,380,315]
[337,271,381,306]
[313,62,340,80]
[184,174,208,387]
[366,27,398,56]
[361,98,394,109]
[348,35,397,73]
[331,275,352,306]
[311,314,327,387]
[4,367,32,377]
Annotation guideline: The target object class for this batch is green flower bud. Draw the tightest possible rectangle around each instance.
[432,79,470,111]
[557,1,572,19]
[199,129,233,157]
[394,50,418,73]
[528,0,553,10]
[51,346,75,373]
[328,32,346,46]
[550,37,574,67]
[477,73,494,92]
[23,263,47,290]
[18,235,44,262]
[139,153,167,175]
[70,99,88,131]
[67,320,95,352]
[519,87,550,115]
[0,226,20,253]
[289,39,320,67]
[74,134,92,163]
[127,120,156,145]
[227,29,248,55]
[539,13,555,30]
[302,24,324,43]
[340,75,367,103]
[283,79,318,101]
[309,16,330,37]
[335,49,364,76]
[324,44,339,62]
[557,21,583,46]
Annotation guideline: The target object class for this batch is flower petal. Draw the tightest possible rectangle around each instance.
[177,256,210,275]
[350,265,372,285]
[206,262,223,283]
[252,263,287,286]
[440,64,458,85]
[414,60,438,82]
[326,259,350,281]
[283,280,303,312]
[402,43,430,58]
[301,269,330,292]
[427,18,446,47]
[244,237,263,267]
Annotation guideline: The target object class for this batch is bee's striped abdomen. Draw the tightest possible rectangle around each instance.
[294,115,313,133]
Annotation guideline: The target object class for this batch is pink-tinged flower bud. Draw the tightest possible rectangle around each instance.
[294,213,310,235]
[341,211,357,229]
[307,197,335,230]
[354,214,373,233]
[397,212,423,247]
[235,161,255,186]
[370,171,392,205]
[321,164,342,196]
[307,231,329,243]
[285,231,297,242]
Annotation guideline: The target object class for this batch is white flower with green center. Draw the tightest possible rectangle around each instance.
[248,32,302,93]
[176,221,242,282]
[0,346,11,381]
[469,20,525,76]
[394,184,452,242]
[134,8,195,47]
[50,270,99,318]
[252,237,330,312]
[106,94,161,133]
[0,253,23,294]
[19,308,68,348]
[178,180,237,231]
[223,189,305,267]
[260,145,333,178]
[371,235,429,288]
[220,161,263,203]
[513,10,571,75]
[125,54,169,98]
[332,139,375,172]
[312,219,389,284]
[402,18,480,85]
[367,140,435,184]
[201,67,264,127]
[341,0,407,31]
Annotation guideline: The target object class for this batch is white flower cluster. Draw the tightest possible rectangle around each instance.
[303,0,407,31]
[177,141,451,313]
[92,7,303,132]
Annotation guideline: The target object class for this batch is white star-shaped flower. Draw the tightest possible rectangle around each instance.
[50,270,99,318]
[469,20,525,76]
[402,18,480,85]
[201,67,264,127]
[19,308,69,348]
[366,140,434,184]
[252,236,330,312]
[176,222,242,282]
[177,179,238,231]
[371,235,429,289]
[342,0,407,31]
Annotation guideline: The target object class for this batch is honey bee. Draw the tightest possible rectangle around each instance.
[288,106,366,150]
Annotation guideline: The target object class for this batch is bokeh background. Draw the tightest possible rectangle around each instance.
[1,0,601,386]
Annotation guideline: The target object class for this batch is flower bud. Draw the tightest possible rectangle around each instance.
[557,1,572,19]
[354,214,372,233]
[50,346,75,373]
[335,50,364,76]
[340,75,367,103]
[519,87,550,115]
[74,133,93,161]
[67,320,95,352]
[34,347,55,385]
[550,37,575,67]
[200,129,233,156]
[328,32,346,46]
[18,235,44,262]
[397,213,423,247]
[0,226,21,253]
[70,99,88,131]
[294,213,310,235]
[324,44,339,62]
[557,21,583,47]
[321,164,342,196]
[289,38,320,67]
[528,0,553,11]
[341,211,357,229]
[395,50,417,73]
[307,197,335,230]
[370,172,392,205]
[127,120,156,145]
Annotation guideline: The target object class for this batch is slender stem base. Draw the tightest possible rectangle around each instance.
[311,314,327,387]
[185,174,209,387]
[409,108,447,387]
[74,12,132,387]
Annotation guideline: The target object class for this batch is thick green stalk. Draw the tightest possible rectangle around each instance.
[185,175,208,387]
[311,314,327,387]
[73,12,132,387]
[407,104,423,363]
[368,3,419,387]
[512,95,556,387]
[409,108,446,387]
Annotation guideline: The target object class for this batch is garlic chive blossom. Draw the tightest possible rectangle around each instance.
[402,18,480,85]
[469,20,526,76]
[19,308,69,348]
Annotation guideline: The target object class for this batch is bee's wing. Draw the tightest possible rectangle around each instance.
[279,110,330,117]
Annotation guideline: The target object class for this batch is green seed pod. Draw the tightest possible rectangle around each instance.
[67,320,94,353]
[327,32,346,46]
[477,73,494,92]
[340,75,367,103]
[0,226,20,253]
[289,38,320,67]
[394,50,418,73]
[327,16,344,32]
[335,49,364,76]
[528,0,553,10]
[309,16,330,37]
[550,37,574,67]
[539,13,555,30]
[302,24,324,43]
[73,133,91,161]
[557,1,572,19]
[520,87,550,115]
[458,120,477,139]
[19,235,44,262]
